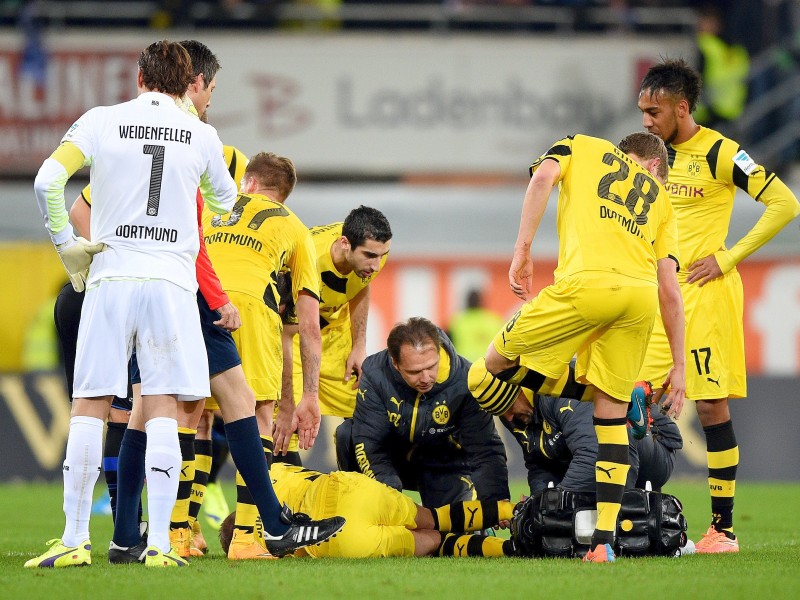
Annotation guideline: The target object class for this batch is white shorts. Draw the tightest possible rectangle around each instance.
[73,279,210,401]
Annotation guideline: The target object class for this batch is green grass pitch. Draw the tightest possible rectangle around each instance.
[2,479,798,600]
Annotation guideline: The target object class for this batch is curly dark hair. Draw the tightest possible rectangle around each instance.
[639,58,702,113]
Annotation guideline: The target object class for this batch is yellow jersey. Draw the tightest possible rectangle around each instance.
[308,222,388,331]
[664,126,800,276]
[201,194,319,312]
[270,463,323,513]
[531,134,678,285]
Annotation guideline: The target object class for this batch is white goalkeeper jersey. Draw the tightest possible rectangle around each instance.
[62,91,237,292]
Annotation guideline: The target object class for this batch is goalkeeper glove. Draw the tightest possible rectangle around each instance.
[55,236,107,292]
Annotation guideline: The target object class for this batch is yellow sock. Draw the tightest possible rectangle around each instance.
[233,470,259,533]
[433,500,511,532]
[188,438,212,527]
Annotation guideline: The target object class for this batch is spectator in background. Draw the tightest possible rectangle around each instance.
[447,288,505,363]
[150,0,279,29]
[18,0,47,97]
[694,3,750,133]
[281,0,342,31]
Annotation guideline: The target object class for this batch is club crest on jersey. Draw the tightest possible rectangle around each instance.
[733,150,757,175]
[687,161,701,177]
[432,404,450,425]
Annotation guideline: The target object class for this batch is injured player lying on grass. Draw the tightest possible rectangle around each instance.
[219,462,516,558]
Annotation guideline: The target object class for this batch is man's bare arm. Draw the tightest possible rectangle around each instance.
[274,323,299,454]
[345,286,370,388]
[293,292,321,450]
[69,194,91,239]
[656,257,686,418]
[510,159,560,300]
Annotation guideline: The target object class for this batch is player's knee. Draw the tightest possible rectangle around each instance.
[411,529,442,557]
[177,400,205,429]
[231,382,257,409]
[107,407,131,424]
[196,409,214,439]
[484,346,515,375]
[694,398,730,425]
[254,401,274,432]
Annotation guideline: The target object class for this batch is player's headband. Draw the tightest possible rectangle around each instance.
[468,358,520,416]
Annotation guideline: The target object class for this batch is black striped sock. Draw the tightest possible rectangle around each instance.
[432,500,502,532]
[189,439,212,523]
[494,365,545,392]
[705,420,738,533]
[438,533,511,557]
[592,416,630,548]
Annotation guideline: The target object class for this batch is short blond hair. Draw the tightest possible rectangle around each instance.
[618,132,668,182]
[243,152,297,201]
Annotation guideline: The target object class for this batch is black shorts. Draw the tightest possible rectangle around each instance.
[198,293,241,377]
[54,283,82,398]
[54,283,133,411]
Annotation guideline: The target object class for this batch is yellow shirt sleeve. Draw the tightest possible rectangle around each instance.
[653,187,680,269]
[288,227,321,303]
[716,163,800,273]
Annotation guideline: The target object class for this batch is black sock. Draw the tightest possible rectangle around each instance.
[189,439,212,523]
[273,451,302,467]
[103,421,126,524]
[112,428,147,547]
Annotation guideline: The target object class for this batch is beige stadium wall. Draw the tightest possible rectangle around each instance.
[0,31,692,177]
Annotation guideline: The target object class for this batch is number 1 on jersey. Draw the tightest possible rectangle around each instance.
[143,144,165,216]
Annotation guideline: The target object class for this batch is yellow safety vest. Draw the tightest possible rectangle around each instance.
[696,32,750,122]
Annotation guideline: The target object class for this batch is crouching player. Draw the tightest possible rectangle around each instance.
[219,463,516,558]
